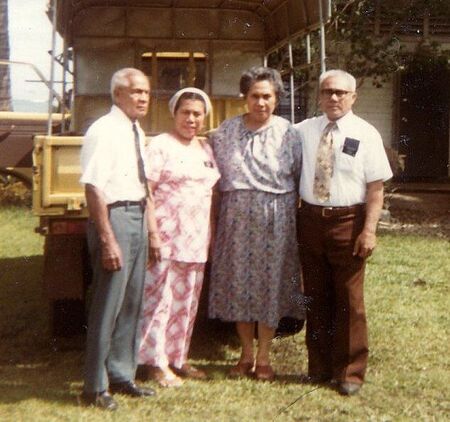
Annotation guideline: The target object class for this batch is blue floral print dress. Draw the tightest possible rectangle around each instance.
[208,114,305,328]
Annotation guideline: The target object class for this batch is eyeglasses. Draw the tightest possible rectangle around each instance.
[320,89,352,99]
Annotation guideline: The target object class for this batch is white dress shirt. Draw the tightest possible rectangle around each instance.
[80,105,149,204]
[294,111,393,206]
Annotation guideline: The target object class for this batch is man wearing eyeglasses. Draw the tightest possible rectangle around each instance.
[294,69,392,396]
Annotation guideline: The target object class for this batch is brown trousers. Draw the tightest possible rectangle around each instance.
[298,205,368,384]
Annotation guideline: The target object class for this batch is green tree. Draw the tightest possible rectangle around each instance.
[268,0,450,88]
[327,0,450,86]
[0,0,12,111]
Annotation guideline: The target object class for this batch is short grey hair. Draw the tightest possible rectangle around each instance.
[319,69,356,92]
[239,66,285,100]
[110,68,148,101]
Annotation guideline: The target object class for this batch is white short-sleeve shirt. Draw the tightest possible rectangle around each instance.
[294,111,393,206]
[80,105,149,204]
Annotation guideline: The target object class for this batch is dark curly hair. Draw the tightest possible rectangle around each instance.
[239,66,285,101]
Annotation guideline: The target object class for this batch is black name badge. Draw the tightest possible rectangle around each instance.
[342,137,360,156]
[204,160,214,168]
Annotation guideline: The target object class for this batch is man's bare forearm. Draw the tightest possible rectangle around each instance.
[363,180,384,234]
[85,184,123,270]
[85,184,115,245]
[353,180,384,257]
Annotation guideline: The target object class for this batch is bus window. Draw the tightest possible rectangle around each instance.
[142,52,206,95]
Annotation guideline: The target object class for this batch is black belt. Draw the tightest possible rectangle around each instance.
[107,199,146,210]
[300,201,364,218]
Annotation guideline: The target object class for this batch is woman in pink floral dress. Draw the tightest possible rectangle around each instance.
[138,88,220,387]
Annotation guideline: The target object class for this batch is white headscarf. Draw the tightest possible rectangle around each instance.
[168,87,212,117]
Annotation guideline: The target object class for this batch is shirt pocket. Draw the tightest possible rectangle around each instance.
[336,151,357,173]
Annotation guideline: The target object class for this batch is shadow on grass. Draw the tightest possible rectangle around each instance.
[0,334,84,407]
[0,358,82,406]
[0,254,84,406]
[188,266,241,361]
[175,362,332,389]
[0,255,246,406]
[190,319,239,361]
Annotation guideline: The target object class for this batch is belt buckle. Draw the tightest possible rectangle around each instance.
[322,207,333,217]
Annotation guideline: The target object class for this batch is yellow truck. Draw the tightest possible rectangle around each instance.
[32,0,330,335]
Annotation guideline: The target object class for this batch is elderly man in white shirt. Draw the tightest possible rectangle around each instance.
[79,68,157,410]
[295,69,393,396]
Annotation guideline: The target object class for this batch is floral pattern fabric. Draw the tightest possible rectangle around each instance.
[210,114,301,193]
[139,132,220,368]
[139,259,204,368]
[208,115,305,329]
[145,133,220,263]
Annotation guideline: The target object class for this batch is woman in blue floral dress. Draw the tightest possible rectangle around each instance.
[208,67,305,381]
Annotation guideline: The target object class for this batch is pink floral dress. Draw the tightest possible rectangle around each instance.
[139,133,220,369]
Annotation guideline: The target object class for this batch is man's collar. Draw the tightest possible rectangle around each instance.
[321,110,354,131]
[110,105,140,127]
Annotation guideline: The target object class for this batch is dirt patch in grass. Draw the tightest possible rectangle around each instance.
[381,191,449,238]
[0,178,32,206]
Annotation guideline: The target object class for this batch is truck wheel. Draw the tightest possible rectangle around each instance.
[51,299,86,337]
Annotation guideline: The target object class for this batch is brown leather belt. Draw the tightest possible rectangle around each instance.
[300,201,364,218]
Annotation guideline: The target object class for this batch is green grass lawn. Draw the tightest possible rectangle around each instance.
[0,206,448,421]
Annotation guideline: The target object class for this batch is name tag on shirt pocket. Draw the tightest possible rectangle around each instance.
[342,137,360,156]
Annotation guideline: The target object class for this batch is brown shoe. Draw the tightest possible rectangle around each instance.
[255,365,275,381]
[171,364,208,380]
[228,361,254,378]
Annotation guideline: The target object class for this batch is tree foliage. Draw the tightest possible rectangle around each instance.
[268,0,450,88]
[327,0,450,86]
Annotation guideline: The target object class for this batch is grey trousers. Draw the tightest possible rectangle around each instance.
[83,204,148,393]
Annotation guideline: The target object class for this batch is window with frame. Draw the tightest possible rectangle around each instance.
[141,52,206,96]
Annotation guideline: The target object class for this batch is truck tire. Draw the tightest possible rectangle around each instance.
[43,234,91,337]
[51,299,86,337]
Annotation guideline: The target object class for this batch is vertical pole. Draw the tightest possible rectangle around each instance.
[318,0,326,73]
[288,42,295,123]
[151,52,157,132]
[47,0,57,136]
[306,34,311,64]
[305,34,312,118]
[263,55,268,67]
[61,38,68,133]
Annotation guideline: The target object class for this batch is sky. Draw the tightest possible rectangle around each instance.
[8,0,67,108]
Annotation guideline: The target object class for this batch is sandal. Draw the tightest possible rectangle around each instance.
[171,364,208,380]
[255,365,275,381]
[228,361,254,378]
[148,366,184,388]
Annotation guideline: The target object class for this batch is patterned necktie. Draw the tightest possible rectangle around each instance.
[132,123,150,198]
[313,122,336,203]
